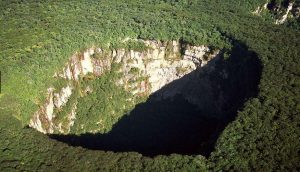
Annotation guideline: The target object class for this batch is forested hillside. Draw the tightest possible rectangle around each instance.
[0,0,299,171]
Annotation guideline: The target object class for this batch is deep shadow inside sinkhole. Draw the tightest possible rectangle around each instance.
[50,43,262,157]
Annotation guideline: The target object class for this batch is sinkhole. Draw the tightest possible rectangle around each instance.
[33,40,262,157]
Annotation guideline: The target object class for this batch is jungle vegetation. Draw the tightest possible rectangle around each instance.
[0,0,299,171]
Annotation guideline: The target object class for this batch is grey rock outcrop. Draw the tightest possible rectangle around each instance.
[253,0,300,25]
[29,40,220,134]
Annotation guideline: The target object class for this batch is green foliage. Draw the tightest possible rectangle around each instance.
[0,0,299,171]
[51,78,69,92]
[258,0,300,29]
[223,51,231,60]
[92,51,109,60]
[71,70,145,134]
[129,67,140,75]
[53,84,80,132]
[125,40,150,52]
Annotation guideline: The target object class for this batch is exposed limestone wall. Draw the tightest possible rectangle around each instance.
[253,0,300,25]
[29,40,220,134]
[53,85,73,108]
[252,2,269,15]
[275,2,295,24]
[29,86,73,134]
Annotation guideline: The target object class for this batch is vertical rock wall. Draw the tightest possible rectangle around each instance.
[253,0,300,25]
[29,40,220,134]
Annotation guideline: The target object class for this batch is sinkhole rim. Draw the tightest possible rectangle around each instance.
[29,39,262,157]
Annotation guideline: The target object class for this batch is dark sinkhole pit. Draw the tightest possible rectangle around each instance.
[50,43,262,157]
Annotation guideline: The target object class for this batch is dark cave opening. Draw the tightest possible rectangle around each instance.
[50,43,262,157]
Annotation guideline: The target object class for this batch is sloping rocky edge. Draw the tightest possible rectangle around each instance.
[29,39,220,134]
[50,41,262,157]
[253,0,300,24]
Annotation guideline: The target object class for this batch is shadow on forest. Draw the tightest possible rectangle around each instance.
[50,42,262,157]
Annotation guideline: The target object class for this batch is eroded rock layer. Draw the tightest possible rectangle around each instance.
[253,0,300,24]
[29,40,219,134]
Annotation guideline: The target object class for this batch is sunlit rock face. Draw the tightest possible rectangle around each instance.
[275,2,295,24]
[253,0,300,25]
[252,2,268,15]
[29,40,219,134]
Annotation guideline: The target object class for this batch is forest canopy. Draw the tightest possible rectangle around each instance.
[0,0,299,171]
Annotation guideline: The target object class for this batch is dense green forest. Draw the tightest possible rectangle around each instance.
[70,68,147,134]
[0,0,299,171]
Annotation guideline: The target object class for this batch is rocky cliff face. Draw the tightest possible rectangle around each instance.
[29,40,220,134]
[253,0,300,25]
